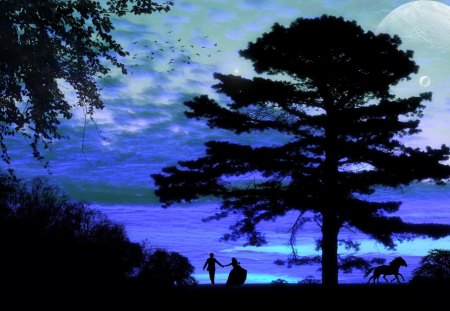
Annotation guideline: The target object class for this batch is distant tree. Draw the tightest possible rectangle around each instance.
[151,15,450,287]
[136,246,197,289]
[0,0,173,171]
[411,249,450,284]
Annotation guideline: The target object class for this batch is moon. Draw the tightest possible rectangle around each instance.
[376,1,450,52]
[376,1,450,89]
[419,75,431,87]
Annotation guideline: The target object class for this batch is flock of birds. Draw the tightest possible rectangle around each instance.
[126,30,223,74]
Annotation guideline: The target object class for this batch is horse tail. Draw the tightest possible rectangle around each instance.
[364,267,374,278]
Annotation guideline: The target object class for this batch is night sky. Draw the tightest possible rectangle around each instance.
[10,0,450,199]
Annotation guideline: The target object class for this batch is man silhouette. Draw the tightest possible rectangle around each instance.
[203,253,224,285]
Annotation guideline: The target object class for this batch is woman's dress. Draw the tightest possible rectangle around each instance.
[226,264,247,286]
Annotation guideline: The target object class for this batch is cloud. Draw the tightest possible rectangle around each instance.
[207,8,237,23]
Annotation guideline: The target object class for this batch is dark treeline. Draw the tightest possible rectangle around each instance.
[0,172,196,302]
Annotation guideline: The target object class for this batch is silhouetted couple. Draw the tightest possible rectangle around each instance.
[203,253,247,286]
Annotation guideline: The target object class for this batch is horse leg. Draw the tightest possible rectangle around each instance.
[375,274,380,283]
[368,273,377,284]
[390,274,399,282]
[398,273,405,281]
[383,274,388,283]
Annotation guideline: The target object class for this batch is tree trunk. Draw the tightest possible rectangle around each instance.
[322,102,339,288]
[321,209,339,288]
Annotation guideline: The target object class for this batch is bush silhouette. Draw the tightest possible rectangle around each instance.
[0,172,197,297]
[0,174,142,292]
[411,249,450,284]
[136,245,197,289]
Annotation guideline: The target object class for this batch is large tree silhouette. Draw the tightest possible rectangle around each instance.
[152,15,450,287]
[0,0,172,171]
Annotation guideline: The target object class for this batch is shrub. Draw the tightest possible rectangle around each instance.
[0,172,198,295]
[0,174,142,291]
[136,244,197,289]
[411,249,450,284]
[298,275,321,284]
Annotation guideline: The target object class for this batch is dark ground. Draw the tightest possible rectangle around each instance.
[154,283,448,308]
[8,282,448,309]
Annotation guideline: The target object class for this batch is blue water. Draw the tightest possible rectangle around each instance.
[89,184,450,284]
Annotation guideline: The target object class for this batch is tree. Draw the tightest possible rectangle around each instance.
[0,0,173,171]
[151,15,450,287]
[411,249,450,284]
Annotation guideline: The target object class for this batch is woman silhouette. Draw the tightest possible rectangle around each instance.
[224,257,247,286]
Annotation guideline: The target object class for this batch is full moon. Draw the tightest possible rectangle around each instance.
[376,1,450,90]
[419,75,431,87]
[376,1,450,52]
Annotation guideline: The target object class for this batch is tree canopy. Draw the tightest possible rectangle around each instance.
[152,15,450,287]
[0,0,172,172]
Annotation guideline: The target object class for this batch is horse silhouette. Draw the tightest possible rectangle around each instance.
[365,257,407,283]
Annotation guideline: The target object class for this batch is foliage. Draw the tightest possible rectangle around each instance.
[271,278,288,286]
[136,244,197,289]
[298,275,321,284]
[0,0,173,171]
[411,249,450,284]
[152,15,450,286]
[0,172,197,294]
[0,172,142,291]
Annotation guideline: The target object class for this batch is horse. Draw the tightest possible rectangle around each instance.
[365,257,407,283]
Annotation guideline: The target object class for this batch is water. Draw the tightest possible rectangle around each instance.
[89,183,450,284]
